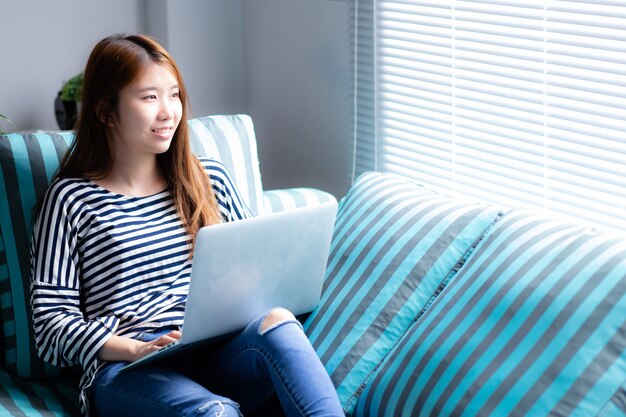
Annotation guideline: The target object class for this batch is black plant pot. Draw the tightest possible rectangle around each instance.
[54,91,77,130]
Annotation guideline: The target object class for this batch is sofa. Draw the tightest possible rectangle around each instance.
[0,114,625,417]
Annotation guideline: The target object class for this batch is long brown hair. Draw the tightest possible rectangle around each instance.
[56,33,222,250]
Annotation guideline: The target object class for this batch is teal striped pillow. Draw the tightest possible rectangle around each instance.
[601,384,626,417]
[0,132,74,379]
[357,209,626,417]
[188,114,264,216]
[0,366,80,416]
[303,172,501,415]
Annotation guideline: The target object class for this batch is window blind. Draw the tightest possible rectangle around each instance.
[353,0,626,232]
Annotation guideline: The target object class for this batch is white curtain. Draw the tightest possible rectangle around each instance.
[353,0,626,232]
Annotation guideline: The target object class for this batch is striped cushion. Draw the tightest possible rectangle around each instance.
[602,386,626,417]
[0,132,74,379]
[188,114,264,216]
[0,366,80,416]
[263,188,337,214]
[303,172,501,415]
[357,209,626,417]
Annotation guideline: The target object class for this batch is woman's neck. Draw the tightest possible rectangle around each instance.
[95,156,167,197]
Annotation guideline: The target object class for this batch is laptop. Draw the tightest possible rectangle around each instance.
[120,199,338,371]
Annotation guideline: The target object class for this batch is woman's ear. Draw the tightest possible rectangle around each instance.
[96,102,115,127]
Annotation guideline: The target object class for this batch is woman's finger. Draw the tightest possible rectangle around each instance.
[167,330,182,340]
[150,334,178,347]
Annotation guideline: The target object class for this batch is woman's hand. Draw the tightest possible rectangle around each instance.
[98,331,182,362]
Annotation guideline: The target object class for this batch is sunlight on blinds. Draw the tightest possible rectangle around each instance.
[355,0,626,232]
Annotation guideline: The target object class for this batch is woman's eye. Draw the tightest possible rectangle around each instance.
[172,91,180,98]
[144,94,157,100]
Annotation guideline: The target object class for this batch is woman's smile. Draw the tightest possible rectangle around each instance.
[151,126,174,139]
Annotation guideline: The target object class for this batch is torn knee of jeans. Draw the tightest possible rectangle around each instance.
[197,399,242,417]
[258,308,303,336]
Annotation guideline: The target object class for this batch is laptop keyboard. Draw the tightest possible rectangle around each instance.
[160,340,179,351]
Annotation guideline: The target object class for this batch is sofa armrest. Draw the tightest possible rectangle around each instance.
[0,365,81,416]
[262,188,337,214]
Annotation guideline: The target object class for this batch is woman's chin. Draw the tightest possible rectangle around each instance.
[153,138,173,154]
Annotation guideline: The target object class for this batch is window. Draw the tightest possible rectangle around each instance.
[353,0,626,232]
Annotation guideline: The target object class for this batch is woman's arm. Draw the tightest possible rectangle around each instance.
[98,331,181,362]
[30,179,119,370]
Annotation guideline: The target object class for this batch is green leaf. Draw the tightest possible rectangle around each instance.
[0,113,15,134]
[60,73,84,102]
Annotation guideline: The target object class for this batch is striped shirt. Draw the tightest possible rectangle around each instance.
[29,157,251,416]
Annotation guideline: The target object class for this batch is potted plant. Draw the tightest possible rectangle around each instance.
[54,72,83,130]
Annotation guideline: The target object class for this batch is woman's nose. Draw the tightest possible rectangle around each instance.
[158,100,173,120]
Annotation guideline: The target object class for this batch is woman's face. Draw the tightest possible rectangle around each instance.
[108,62,183,159]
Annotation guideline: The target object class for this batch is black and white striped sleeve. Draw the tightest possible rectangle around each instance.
[29,180,118,370]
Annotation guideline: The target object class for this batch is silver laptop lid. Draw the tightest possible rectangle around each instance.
[180,200,338,344]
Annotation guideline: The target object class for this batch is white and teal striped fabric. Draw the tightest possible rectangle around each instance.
[0,132,74,380]
[189,114,336,215]
[357,209,626,417]
[188,114,264,216]
[263,188,336,214]
[0,366,79,416]
[303,172,502,415]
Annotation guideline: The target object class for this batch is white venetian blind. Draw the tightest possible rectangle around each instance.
[353,0,626,232]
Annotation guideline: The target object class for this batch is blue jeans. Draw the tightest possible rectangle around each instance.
[91,310,343,417]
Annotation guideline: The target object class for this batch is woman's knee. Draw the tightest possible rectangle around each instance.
[260,308,297,333]
[198,399,241,417]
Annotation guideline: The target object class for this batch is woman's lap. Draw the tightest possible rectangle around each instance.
[92,360,242,417]
[91,309,342,417]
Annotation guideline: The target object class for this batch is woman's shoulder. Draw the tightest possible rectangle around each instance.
[42,176,99,208]
[196,156,234,181]
[35,177,98,225]
[46,176,92,195]
[196,156,228,172]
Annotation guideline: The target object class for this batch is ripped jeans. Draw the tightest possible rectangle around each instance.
[91,309,343,417]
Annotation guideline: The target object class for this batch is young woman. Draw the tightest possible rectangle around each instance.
[30,34,343,417]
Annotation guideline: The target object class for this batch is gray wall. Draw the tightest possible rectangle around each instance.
[0,0,145,131]
[0,0,352,198]
[151,0,247,118]
[243,0,352,198]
